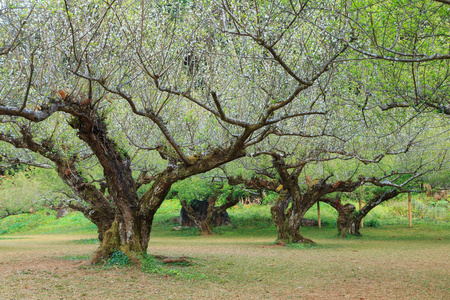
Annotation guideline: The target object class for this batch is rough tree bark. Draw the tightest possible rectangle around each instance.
[180,193,238,235]
[270,189,316,244]
[322,189,400,237]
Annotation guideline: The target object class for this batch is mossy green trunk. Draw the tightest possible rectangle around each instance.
[89,211,156,264]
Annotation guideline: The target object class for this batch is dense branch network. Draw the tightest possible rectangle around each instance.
[0,0,448,259]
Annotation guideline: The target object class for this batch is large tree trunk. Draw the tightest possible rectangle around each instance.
[68,111,152,263]
[322,189,400,238]
[90,212,146,264]
[180,194,238,235]
[180,199,214,235]
[336,203,362,237]
[270,190,315,244]
[88,183,170,264]
[73,204,115,244]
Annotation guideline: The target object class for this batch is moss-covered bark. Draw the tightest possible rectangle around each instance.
[90,220,144,264]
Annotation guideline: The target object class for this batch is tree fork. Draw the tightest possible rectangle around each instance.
[322,189,400,237]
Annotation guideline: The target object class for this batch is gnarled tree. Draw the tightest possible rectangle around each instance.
[1,0,353,261]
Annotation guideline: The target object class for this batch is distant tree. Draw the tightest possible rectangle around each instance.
[170,176,237,235]
[226,111,445,243]
[0,168,65,220]
[178,184,238,235]
[321,189,399,237]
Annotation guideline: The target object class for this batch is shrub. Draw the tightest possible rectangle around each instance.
[364,218,382,228]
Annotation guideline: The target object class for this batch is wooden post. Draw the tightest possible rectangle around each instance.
[408,192,412,227]
[359,199,363,228]
[317,202,321,229]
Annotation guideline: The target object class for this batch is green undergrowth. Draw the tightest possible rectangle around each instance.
[141,255,207,279]
[288,242,323,250]
[156,198,182,214]
[356,224,450,241]
[0,209,96,235]
[106,250,130,267]
[1,196,449,238]
[140,256,179,276]
[228,204,273,228]
[0,236,27,240]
